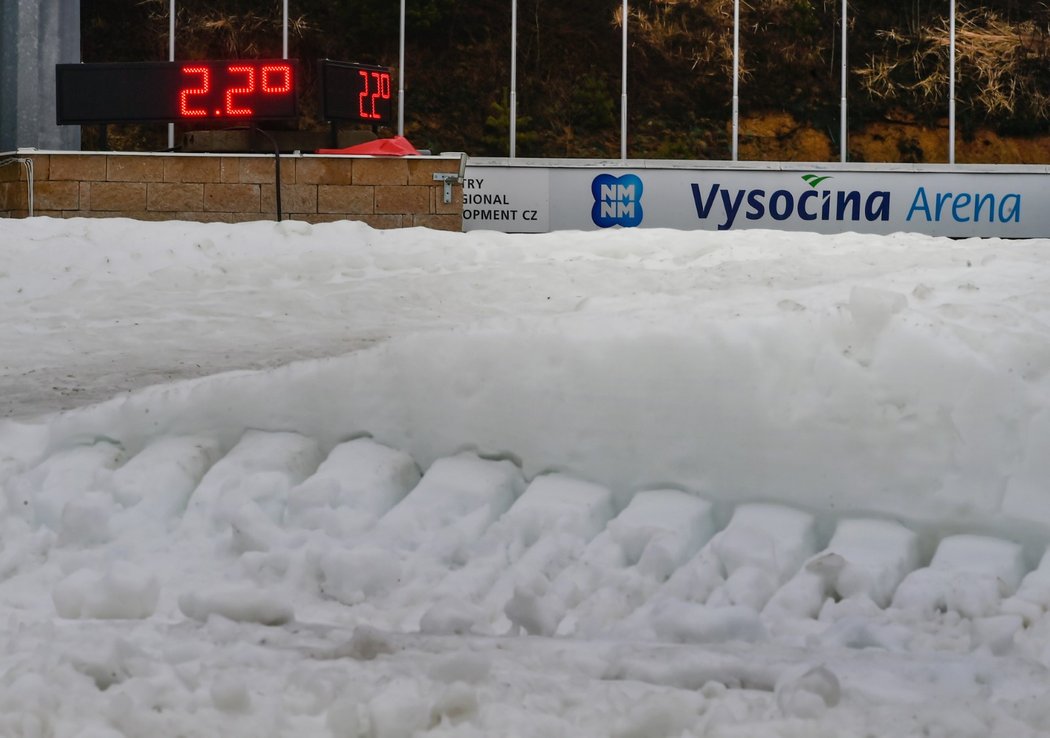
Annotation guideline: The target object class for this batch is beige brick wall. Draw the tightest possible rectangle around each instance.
[1,152,463,230]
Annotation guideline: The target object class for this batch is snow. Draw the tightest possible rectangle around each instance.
[3,214,1050,736]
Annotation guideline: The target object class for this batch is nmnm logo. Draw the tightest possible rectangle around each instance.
[591,173,644,227]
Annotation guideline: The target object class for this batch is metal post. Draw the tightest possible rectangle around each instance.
[621,0,628,160]
[840,0,847,162]
[510,0,518,158]
[282,0,288,58]
[167,0,175,150]
[949,0,956,164]
[398,0,406,136]
[732,0,739,161]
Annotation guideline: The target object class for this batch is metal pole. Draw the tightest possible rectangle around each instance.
[949,0,956,164]
[282,0,289,58]
[840,0,847,162]
[167,0,175,150]
[510,0,517,157]
[732,0,739,161]
[621,0,628,160]
[398,0,406,136]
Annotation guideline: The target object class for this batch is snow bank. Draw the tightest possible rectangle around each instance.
[4,217,1050,737]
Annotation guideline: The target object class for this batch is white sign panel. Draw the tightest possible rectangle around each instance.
[465,164,1050,237]
[462,167,548,232]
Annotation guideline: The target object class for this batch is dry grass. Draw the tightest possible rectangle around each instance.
[857,9,1050,120]
[140,0,313,58]
[628,0,739,76]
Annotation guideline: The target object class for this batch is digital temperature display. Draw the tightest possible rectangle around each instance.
[320,60,395,125]
[56,60,300,124]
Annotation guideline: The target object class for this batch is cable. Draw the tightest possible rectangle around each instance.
[0,157,34,216]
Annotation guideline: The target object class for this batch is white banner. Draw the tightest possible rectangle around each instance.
[462,167,549,233]
[464,163,1050,238]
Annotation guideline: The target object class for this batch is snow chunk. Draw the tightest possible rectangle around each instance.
[971,615,1023,656]
[53,563,159,619]
[605,489,715,578]
[178,585,293,625]
[931,534,1027,592]
[504,575,561,636]
[320,544,403,605]
[430,682,479,727]
[286,437,420,535]
[183,430,322,532]
[111,435,221,524]
[764,517,920,620]
[611,692,705,738]
[893,534,1027,618]
[5,441,124,531]
[57,492,117,546]
[822,517,920,606]
[1003,548,1050,624]
[714,504,817,583]
[375,452,524,559]
[368,679,430,738]
[499,473,616,543]
[775,664,841,718]
[419,597,486,635]
[555,490,714,637]
[480,473,615,631]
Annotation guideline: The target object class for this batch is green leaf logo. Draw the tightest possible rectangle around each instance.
[801,174,833,188]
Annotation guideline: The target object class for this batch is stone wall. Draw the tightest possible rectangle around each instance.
[0,151,464,230]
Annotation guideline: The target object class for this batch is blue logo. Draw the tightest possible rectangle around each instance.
[591,173,644,228]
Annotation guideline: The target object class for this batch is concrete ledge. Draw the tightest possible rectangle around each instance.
[1,151,464,231]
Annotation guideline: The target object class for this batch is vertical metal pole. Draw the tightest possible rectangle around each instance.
[282,0,288,58]
[620,0,628,160]
[167,0,175,149]
[949,0,956,164]
[510,0,518,158]
[398,0,406,136]
[732,0,739,161]
[840,0,847,162]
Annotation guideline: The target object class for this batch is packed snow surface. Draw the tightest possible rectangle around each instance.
[3,215,1050,736]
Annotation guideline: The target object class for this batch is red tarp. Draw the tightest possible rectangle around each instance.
[315,136,421,156]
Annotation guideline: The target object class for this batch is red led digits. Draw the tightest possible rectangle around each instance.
[357,70,392,120]
[358,69,371,119]
[261,64,292,94]
[179,65,211,117]
[225,64,256,116]
[371,71,391,118]
[177,61,294,120]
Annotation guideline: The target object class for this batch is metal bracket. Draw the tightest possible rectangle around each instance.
[433,172,460,203]
[433,152,467,204]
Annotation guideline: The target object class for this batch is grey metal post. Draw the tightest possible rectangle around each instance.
[620,0,627,160]
[399,0,406,136]
[732,0,739,161]
[167,0,175,149]
[510,0,517,157]
[282,0,288,58]
[949,0,956,164]
[840,0,847,162]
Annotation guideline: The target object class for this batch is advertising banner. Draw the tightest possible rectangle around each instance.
[464,163,1050,238]
[462,167,549,233]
